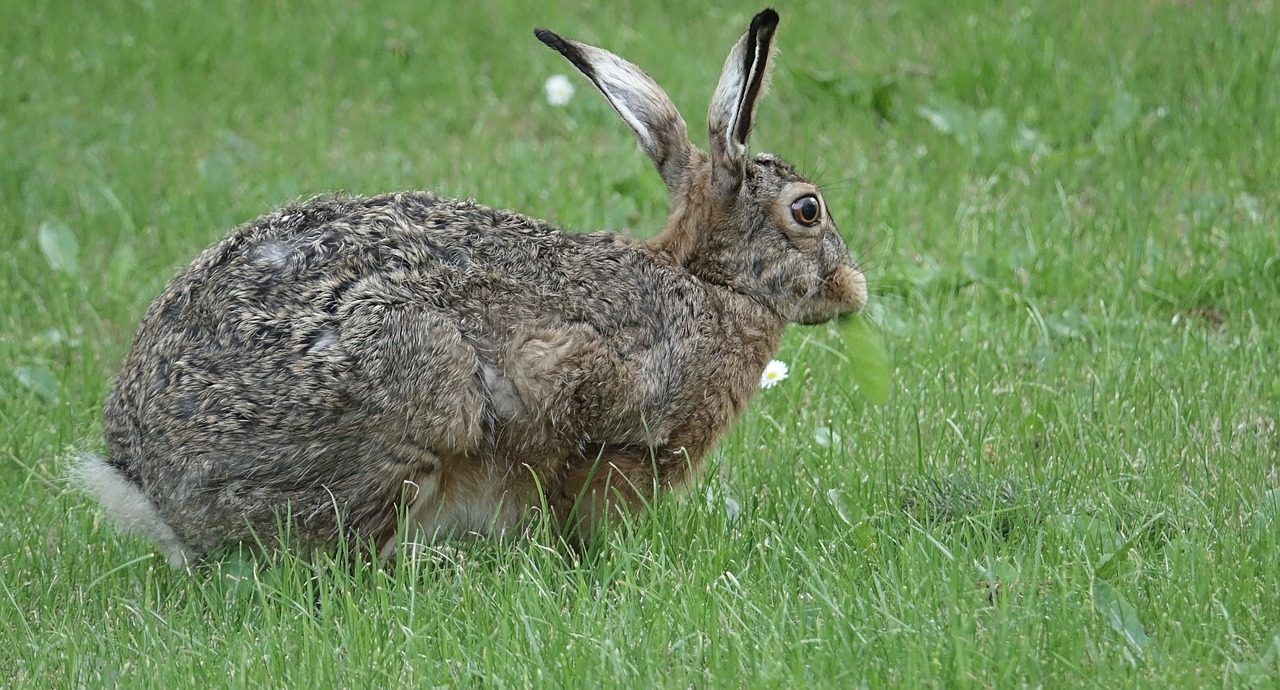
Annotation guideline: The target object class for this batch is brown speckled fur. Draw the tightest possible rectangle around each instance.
[85,9,867,563]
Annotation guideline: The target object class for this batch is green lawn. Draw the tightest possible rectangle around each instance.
[4,0,1279,686]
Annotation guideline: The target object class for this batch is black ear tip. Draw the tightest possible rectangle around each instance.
[753,8,780,29]
[534,28,593,77]
[534,28,562,49]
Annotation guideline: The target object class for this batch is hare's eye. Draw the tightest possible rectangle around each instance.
[790,195,821,227]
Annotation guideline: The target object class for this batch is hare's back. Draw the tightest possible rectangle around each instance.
[143,191,598,339]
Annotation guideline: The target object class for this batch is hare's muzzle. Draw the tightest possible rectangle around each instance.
[793,263,867,325]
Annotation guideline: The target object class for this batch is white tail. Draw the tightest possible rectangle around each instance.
[71,453,193,569]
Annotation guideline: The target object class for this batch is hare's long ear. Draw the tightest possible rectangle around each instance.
[536,29,693,193]
[707,9,779,198]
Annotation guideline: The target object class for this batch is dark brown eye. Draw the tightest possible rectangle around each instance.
[790,195,821,226]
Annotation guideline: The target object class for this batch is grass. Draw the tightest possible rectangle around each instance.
[3,0,1279,686]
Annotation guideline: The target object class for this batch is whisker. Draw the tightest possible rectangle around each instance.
[813,159,835,188]
[817,178,860,191]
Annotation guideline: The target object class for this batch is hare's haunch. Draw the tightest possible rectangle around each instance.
[76,8,866,567]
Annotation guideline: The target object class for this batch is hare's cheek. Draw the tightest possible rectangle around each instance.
[773,269,813,302]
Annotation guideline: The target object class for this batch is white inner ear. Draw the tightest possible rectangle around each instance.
[583,48,658,149]
[734,36,768,145]
[709,35,751,165]
[722,99,744,161]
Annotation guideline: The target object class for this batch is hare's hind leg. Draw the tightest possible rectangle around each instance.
[71,453,195,568]
[345,302,488,457]
[342,301,498,557]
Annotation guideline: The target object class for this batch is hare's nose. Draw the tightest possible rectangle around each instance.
[827,264,867,315]
[847,266,868,313]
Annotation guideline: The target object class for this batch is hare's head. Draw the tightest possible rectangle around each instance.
[537,8,866,325]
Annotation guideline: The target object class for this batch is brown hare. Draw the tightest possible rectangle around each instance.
[75,8,866,567]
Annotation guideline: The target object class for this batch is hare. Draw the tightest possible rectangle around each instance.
[75,8,867,568]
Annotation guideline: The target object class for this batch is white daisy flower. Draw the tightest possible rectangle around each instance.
[544,74,575,107]
[759,360,789,389]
